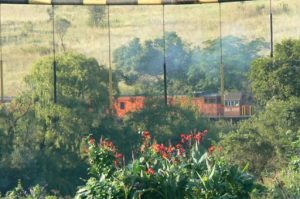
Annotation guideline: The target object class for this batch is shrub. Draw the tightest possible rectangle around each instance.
[1,180,58,199]
[76,131,262,199]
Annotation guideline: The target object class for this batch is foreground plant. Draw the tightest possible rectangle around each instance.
[0,180,58,199]
[76,131,262,199]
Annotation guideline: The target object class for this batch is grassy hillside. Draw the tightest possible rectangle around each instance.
[1,0,300,96]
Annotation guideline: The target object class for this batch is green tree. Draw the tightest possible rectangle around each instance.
[189,36,268,93]
[250,39,300,105]
[0,53,117,195]
[113,32,192,95]
[113,34,267,95]
[220,97,300,176]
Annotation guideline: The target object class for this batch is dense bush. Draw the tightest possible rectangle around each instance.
[76,131,262,199]
[0,181,58,199]
[0,53,118,195]
[123,97,213,144]
[220,97,300,175]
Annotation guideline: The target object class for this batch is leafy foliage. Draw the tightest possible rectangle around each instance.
[114,33,267,95]
[220,97,300,175]
[1,181,58,199]
[76,132,262,199]
[0,53,116,195]
[250,39,300,105]
[122,97,214,145]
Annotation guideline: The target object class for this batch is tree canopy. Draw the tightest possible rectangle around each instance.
[0,53,117,194]
[250,39,300,105]
[113,33,267,95]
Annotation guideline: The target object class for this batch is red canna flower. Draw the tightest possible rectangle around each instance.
[176,144,182,149]
[167,146,175,153]
[101,140,116,152]
[159,144,166,152]
[115,153,123,159]
[209,145,215,153]
[153,144,167,155]
[179,148,186,156]
[146,167,156,175]
[180,133,186,139]
[153,144,161,153]
[162,152,171,160]
[194,133,203,142]
[107,141,113,148]
[89,139,96,145]
[186,134,192,141]
[143,131,151,140]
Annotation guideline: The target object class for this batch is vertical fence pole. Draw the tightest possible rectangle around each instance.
[107,5,113,111]
[270,0,274,58]
[0,5,3,103]
[52,5,57,103]
[219,3,224,106]
[163,5,168,106]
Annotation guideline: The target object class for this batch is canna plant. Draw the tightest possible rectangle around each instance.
[76,130,262,199]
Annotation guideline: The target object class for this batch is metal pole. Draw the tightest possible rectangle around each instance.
[270,0,274,58]
[107,5,113,110]
[163,5,168,106]
[52,5,57,103]
[0,5,3,103]
[219,3,224,106]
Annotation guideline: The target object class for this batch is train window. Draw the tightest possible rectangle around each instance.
[225,100,240,107]
[120,102,126,110]
[225,101,229,106]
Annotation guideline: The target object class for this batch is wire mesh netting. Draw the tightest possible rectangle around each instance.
[0,0,299,105]
[0,0,300,196]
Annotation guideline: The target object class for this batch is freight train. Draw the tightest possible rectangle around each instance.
[1,93,253,119]
[114,92,253,119]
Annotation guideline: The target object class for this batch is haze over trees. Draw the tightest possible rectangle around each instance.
[114,32,268,95]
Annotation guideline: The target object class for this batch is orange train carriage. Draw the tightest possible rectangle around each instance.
[0,94,252,119]
[114,92,253,119]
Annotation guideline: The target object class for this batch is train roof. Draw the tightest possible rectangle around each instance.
[224,92,242,100]
[192,91,220,97]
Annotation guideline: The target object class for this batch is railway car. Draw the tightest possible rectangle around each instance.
[0,96,13,104]
[114,92,253,119]
[114,96,146,118]
[224,92,253,117]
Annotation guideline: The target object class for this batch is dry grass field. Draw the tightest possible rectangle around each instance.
[1,0,299,96]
